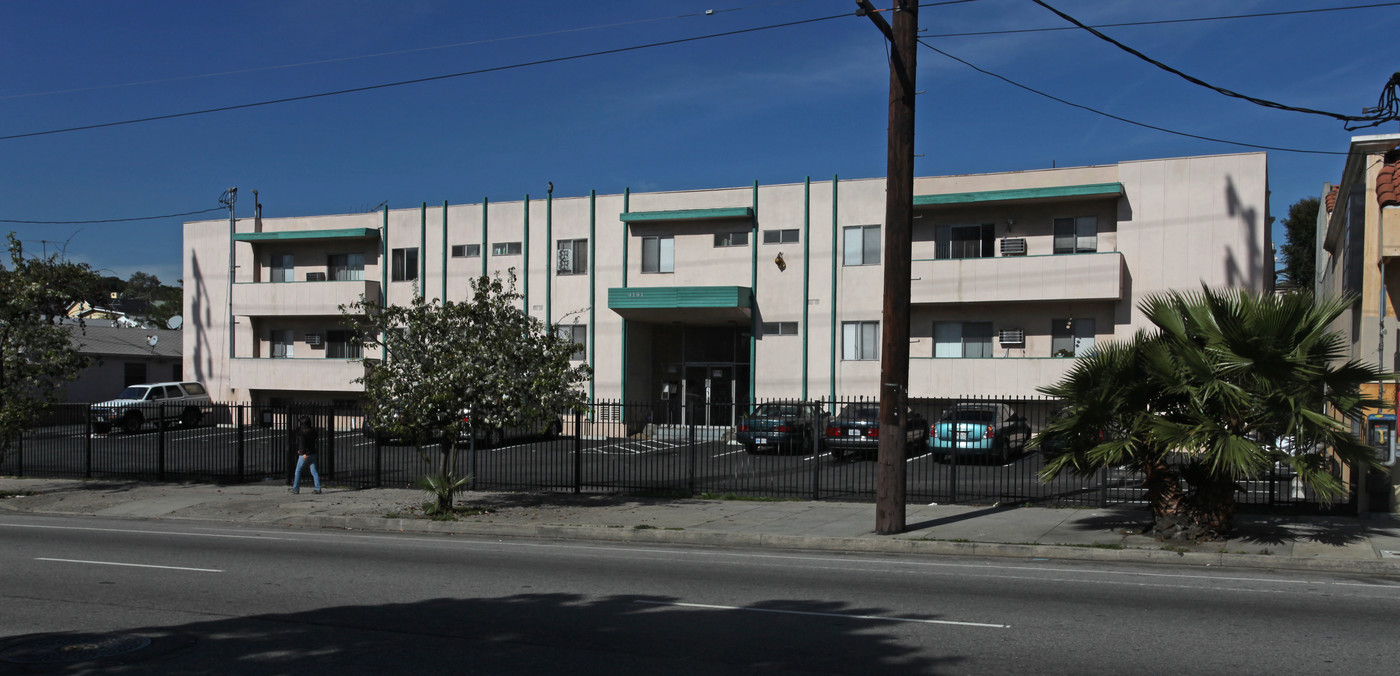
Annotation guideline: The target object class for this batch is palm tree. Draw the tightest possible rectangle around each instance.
[1037,287,1388,541]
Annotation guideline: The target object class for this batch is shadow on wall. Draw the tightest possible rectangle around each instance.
[1224,174,1261,290]
[189,254,210,389]
[0,593,967,674]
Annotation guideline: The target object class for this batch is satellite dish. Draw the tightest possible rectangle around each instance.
[147,334,159,348]
[166,316,183,330]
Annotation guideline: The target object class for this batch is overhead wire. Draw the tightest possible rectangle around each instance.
[1029,0,1400,130]
[0,206,224,224]
[915,38,1346,156]
[924,2,1400,39]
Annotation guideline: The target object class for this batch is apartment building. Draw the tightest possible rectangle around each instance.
[1315,132,1400,512]
[183,152,1270,422]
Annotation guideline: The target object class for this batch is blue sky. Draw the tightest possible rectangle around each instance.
[2,0,1396,287]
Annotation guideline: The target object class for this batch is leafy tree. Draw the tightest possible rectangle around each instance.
[1278,197,1319,291]
[1036,287,1387,541]
[341,271,591,513]
[0,233,102,465]
[125,271,162,301]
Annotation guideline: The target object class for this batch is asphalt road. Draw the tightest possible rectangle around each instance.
[2,514,1396,674]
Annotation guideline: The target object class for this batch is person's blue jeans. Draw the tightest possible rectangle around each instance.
[293,453,321,492]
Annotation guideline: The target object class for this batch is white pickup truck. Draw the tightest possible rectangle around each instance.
[92,382,213,434]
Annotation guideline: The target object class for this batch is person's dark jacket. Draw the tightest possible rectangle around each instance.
[296,426,319,455]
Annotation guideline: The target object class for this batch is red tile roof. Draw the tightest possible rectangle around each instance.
[1380,161,1400,208]
[1326,184,1340,212]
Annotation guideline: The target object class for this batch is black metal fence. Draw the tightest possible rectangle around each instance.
[1,397,1351,513]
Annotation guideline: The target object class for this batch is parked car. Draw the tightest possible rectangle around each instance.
[824,404,929,461]
[928,403,1030,464]
[736,401,825,454]
[91,382,213,434]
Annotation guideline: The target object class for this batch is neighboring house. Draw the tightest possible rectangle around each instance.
[66,297,157,328]
[60,323,183,403]
[183,152,1270,423]
[1315,131,1400,513]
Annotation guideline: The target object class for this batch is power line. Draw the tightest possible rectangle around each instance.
[1030,0,1400,130]
[916,39,1346,156]
[0,206,224,224]
[925,2,1400,39]
[0,0,823,102]
[0,11,857,143]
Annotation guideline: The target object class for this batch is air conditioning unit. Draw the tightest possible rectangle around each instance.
[557,248,573,273]
[305,271,326,281]
[998,329,1025,345]
[305,333,324,347]
[1000,238,1027,256]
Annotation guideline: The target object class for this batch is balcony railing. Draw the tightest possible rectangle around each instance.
[231,279,381,317]
[230,358,366,392]
[911,252,1124,305]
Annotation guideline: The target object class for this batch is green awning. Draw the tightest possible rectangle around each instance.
[233,228,380,242]
[619,207,754,223]
[609,286,753,323]
[914,182,1124,207]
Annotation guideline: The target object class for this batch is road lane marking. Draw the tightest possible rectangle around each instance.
[635,600,1007,628]
[0,522,295,541]
[37,557,222,572]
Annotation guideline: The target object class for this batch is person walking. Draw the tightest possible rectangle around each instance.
[291,416,322,494]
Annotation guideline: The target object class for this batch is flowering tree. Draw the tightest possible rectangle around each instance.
[341,271,590,512]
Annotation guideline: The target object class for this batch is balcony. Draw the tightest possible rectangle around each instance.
[910,252,1124,305]
[231,358,366,393]
[232,280,381,317]
[910,357,1077,398]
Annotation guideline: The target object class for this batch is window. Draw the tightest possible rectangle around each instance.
[556,324,587,360]
[556,239,588,275]
[1053,216,1097,254]
[1052,318,1096,358]
[271,330,294,358]
[181,382,205,396]
[843,225,880,266]
[842,321,878,360]
[934,322,993,358]
[172,364,183,382]
[763,229,799,244]
[714,231,749,247]
[642,236,674,273]
[328,253,364,281]
[327,330,362,359]
[491,242,522,256]
[761,321,799,336]
[451,244,481,258]
[935,224,995,259]
[391,247,419,282]
[270,254,294,282]
[124,362,146,388]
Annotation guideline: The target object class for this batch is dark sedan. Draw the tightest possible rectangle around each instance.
[735,401,825,454]
[824,404,929,461]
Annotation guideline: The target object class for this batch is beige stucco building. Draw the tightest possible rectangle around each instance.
[183,151,1270,422]
[1316,132,1400,512]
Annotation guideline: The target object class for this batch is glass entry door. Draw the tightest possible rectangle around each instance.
[683,365,735,426]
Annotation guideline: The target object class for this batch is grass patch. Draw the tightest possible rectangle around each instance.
[697,492,801,502]
[634,524,656,530]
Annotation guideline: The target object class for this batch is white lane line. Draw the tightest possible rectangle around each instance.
[635,600,1007,629]
[37,557,222,573]
[714,449,748,457]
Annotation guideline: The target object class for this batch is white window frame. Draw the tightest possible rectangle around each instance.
[270,329,294,359]
[1053,216,1097,254]
[270,253,294,282]
[761,321,799,336]
[391,247,419,282]
[451,244,481,258]
[491,242,522,256]
[842,321,878,360]
[556,239,588,275]
[762,229,799,244]
[714,231,749,247]
[328,253,364,281]
[642,236,674,274]
[934,321,993,358]
[556,324,587,360]
[843,225,880,266]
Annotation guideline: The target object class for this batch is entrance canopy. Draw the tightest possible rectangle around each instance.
[608,286,752,324]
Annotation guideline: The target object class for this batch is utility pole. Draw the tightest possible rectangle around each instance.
[858,0,917,534]
[220,187,238,362]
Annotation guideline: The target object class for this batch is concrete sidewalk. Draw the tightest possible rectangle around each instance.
[3,476,1400,576]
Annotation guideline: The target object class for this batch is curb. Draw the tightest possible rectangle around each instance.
[271,513,1400,577]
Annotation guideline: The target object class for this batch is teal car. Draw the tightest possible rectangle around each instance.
[929,403,1030,464]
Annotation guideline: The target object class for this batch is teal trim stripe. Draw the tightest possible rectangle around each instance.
[233,228,378,242]
[913,182,1123,206]
[619,206,753,223]
[608,286,753,310]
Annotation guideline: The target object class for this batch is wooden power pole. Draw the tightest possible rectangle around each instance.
[858,0,917,534]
